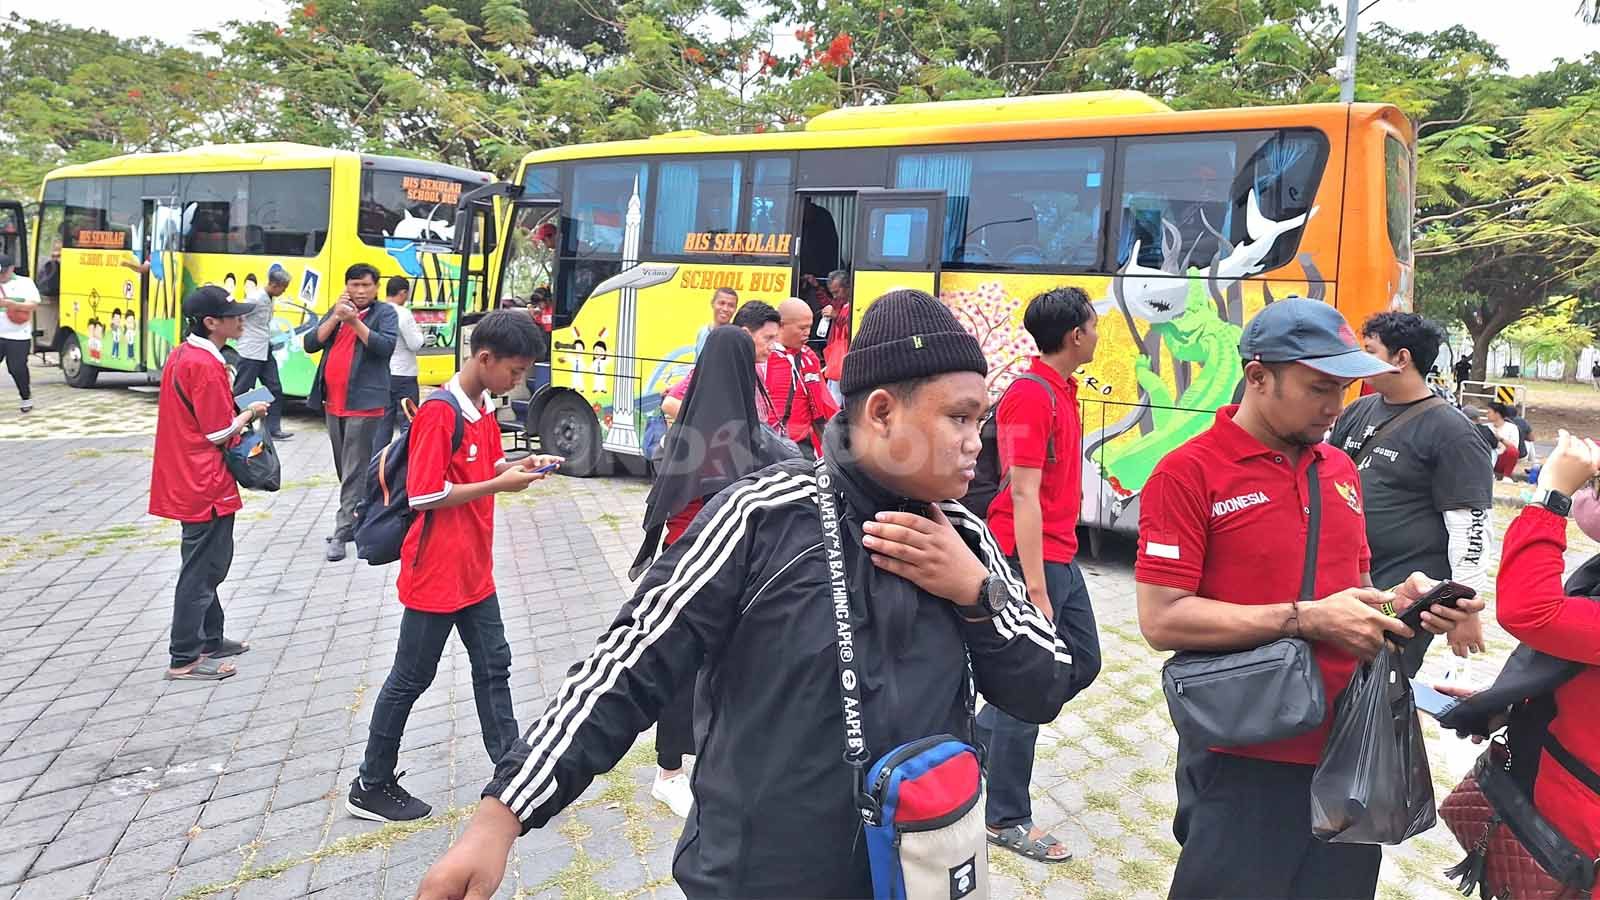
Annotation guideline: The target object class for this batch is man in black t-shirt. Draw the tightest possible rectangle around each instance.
[1331,313,1493,674]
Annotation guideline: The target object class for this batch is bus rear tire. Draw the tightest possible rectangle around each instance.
[61,333,98,388]
[539,392,602,477]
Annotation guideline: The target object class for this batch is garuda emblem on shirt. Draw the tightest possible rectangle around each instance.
[1334,480,1362,513]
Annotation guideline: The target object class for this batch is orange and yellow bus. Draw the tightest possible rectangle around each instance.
[469,91,1414,532]
[33,143,490,393]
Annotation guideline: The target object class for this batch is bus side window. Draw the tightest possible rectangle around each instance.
[895,143,1106,268]
[1114,130,1327,274]
[652,157,741,255]
[182,172,249,254]
[248,171,331,257]
[749,157,792,237]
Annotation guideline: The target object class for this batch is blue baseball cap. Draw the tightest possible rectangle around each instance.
[1238,298,1396,380]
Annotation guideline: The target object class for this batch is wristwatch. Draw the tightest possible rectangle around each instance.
[1531,488,1573,517]
[956,575,1011,621]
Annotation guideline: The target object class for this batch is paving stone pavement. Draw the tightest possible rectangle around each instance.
[2,358,1597,899]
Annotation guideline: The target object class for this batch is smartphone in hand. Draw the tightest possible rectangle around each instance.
[1410,679,1460,719]
[1395,579,1476,637]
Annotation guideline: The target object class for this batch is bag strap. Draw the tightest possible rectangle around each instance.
[1300,459,1321,604]
[1546,734,1600,800]
[1007,372,1058,461]
[813,457,879,825]
[993,372,1060,498]
[1353,396,1445,467]
[781,351,800,424]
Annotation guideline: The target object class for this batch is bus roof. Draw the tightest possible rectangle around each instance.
[43,142,488,182]
[516,97,1406,167]
[803,90,1171,131]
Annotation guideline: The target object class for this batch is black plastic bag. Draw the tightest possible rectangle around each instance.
[1309,643,1436,844]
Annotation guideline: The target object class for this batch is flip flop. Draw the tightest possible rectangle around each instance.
[987,823,1073,863]
[203,638,250,659]
[165,658,237,681]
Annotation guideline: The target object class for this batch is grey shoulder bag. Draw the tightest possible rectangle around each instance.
[1159,460,1326,748]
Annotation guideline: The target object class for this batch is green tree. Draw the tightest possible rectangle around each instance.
[0,14,268,199]
[1501,298,1595,381]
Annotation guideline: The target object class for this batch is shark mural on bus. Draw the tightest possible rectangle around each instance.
[940,189,1323,532]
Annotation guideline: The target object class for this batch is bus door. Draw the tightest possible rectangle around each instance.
[0,201,28,276]
[849,189,945,322]
[139,197,185,372]
[496,199,562,397]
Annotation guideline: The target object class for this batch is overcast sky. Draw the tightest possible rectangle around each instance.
[2,0,1594,76]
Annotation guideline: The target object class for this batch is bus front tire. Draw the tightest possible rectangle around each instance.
[539,392,602,477]
[61,333,98,388]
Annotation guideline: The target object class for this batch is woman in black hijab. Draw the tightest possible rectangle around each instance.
[631,324,796,817]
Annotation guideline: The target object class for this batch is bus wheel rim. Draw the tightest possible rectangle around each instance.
[64,340,81,376]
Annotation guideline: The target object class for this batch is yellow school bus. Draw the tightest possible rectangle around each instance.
[473,91,1413,533]
[33,142,491,393]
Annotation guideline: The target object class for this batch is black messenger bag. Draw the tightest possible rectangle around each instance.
[1160,460,1327,747]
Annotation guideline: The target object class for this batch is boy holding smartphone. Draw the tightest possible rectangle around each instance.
[347,311,561,822]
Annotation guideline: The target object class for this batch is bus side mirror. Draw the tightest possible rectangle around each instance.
[452,208,474,255]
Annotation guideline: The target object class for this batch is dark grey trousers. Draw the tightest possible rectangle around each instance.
[326,413,381,541]
[171,514,234,668]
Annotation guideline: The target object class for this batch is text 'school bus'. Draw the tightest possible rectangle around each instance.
[471,91,1413,532]
[33,142,491,395]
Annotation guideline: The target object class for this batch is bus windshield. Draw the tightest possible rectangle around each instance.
[358,169,490,250]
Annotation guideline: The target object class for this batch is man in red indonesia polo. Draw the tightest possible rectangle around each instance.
[1134,298,1485,899]
[149,286,270,682]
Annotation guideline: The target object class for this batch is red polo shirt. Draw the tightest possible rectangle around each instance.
[1135,405,1372,766]
[397,378,506,613]
[987,359,1082,563]
[149,337,243,523]
[324,309,382,418]
[766,345,837,450]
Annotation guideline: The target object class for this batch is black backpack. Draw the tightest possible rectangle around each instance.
[354,389,466,566]
[960,373,1056,520]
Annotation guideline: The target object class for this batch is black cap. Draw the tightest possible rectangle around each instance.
[182,284,256,321]
[839,289,987,396]
[1238,297,1396,379]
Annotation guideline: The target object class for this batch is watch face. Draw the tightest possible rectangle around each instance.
[984,577,1012,613]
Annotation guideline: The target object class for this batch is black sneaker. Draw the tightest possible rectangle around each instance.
[325,537,347,562]
[346,772,432,822]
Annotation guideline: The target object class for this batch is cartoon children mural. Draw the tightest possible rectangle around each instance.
[123,310,138,362]
[110,309,124,359]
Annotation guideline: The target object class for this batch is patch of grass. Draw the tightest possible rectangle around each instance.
[68,446,151,459]
[531,847,611,900]
[1119,857,1169,892]
[1083,790,1121,813]
[1129,767,1165,787]
[595,511,626,529]
[173,804,475,900]
[278,474,336,491]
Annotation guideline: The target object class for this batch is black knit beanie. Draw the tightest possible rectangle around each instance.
[839,289,988,397]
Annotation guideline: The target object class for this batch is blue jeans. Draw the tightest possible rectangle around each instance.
[360,593,520,782]
[973,560,1101,829]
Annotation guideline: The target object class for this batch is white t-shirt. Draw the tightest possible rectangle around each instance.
[1496,421,1521,452]
[0,275,40,341]
[389,303,425,377]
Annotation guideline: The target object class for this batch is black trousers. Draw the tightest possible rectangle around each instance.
[374,374,420,452]
[1169,751,1382,900]
[171,514,235,668]
[360,594,519,782]
[232,355,284,435]
[2,337,29,402]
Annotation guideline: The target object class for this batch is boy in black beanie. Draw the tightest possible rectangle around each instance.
[419,290,1079,899]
